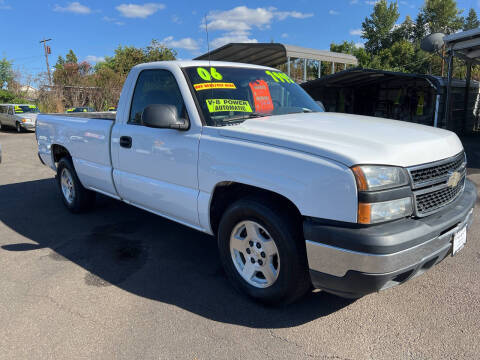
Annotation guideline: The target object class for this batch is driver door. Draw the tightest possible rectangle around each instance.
[112,69,201,227]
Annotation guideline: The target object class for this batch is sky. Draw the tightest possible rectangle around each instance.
[1,0,479,85]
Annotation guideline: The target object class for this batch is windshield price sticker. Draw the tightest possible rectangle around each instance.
[265,70,294,83]
[206,99,253,113]
[194,82,236,91]
[249,80,273,113]
[197,67,223,81]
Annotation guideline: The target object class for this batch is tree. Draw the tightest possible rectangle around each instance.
[378,40,416,71]
[0,57,13,89]
[330,41,372,68]
[47,40,177,111]
[361,0,400,54]
[53,49,91,86]
[0,59,28,104]
[145,39,177,63]
[413,12,428,42]
[326,0,474,78]
[463,8,480,31]
[0,89,15,102]
[55,56,65,71]
[392,16,415,43]
[96,39,177,76]
[421,0,463,34]
[65,50,78,64]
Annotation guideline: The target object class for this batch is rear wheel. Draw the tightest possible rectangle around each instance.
[217,198,310,305]
[57,157,95,213]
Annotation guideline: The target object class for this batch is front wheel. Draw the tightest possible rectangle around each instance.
[16,122,22,133]
[56,157,95,213]
[217,198,310,305]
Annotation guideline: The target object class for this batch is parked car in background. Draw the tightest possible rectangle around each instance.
[66,107,95,113]
[37,61,476,304]
[0,104,39,132]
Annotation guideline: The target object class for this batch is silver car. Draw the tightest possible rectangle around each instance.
[0,104,39,132]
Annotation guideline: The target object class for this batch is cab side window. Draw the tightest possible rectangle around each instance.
[8,107,14,115]
[128,70,186,125]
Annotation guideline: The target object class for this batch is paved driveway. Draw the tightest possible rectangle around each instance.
[0,129,479,360]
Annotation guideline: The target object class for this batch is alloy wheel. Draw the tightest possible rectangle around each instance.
[60,168,75,205]
[229,220,280,288]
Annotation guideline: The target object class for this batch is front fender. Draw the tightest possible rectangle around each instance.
[198,129,358,232]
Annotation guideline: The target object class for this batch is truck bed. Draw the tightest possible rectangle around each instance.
[37,114,117,197]
[44,112,116,120]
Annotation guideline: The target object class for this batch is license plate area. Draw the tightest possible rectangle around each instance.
[452,226,467,256]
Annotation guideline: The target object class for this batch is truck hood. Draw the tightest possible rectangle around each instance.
[217,112,463,167]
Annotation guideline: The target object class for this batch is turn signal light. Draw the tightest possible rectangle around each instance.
[358,203,372,224]
[351,166,368,191]
[358,198,413,224]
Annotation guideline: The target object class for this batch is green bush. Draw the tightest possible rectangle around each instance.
[0,89,28,104]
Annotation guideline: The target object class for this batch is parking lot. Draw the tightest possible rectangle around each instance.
[0,129,479,360]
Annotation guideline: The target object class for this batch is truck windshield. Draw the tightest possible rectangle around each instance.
[14,105,39,114]
[184,66,323,126]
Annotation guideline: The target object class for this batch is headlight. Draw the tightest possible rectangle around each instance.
[352,165,412,224]
[21,118,27,123]
[352,165,409,191]
[358,197,413,224]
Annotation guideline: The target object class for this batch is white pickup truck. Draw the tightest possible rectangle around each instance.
[37,61,477,304]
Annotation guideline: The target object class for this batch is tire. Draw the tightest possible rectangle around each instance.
[16,122,23,133]
[56,157,95,213]
[217,198,311,305]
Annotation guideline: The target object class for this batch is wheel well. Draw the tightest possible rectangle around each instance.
[51,144,71,163]
[209,182,303,236]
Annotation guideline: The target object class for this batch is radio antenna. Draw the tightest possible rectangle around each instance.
[204,14,211,67]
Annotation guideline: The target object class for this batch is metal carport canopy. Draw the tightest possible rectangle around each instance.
[302,68,442,88]
[194,43,358,67]
[443,28,480,65]
[443,28,480,131]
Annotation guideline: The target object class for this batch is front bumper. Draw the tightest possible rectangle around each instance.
[304,179,477,298]
[21,123,36,130]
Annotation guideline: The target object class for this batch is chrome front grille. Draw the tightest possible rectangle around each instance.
[408,152,466,217]
[409,152,465,189]
[414,177,465,215]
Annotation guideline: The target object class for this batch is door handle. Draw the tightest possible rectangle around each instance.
[119,136,132,148]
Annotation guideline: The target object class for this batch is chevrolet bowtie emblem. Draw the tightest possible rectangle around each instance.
[447,171,462,188]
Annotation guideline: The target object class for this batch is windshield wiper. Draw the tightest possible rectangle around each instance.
[223,112,268,123]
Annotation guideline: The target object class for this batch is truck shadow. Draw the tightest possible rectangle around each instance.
[0,178,354,329]
[0,127,34,134]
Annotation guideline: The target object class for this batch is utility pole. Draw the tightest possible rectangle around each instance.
[40,38,52,86]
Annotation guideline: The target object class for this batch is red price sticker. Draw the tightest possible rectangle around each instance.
[249,80,274,114]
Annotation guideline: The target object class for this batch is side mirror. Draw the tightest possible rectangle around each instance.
[141,104,189,130]
[315,101,326,112]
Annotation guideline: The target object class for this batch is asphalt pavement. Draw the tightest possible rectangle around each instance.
[0,129,479,360]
